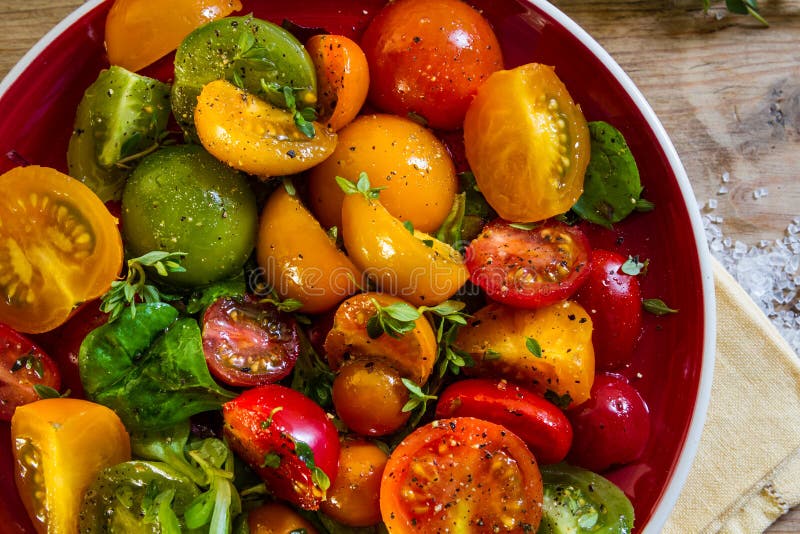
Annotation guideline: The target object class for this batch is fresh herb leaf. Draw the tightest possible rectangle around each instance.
[401,378,438,413]
[544,390,573,409]
[509,222,540,231]
[435,192,466,249]
[403,220,415,234]
[100,251,187,322]
[260,296,304,313]
[643,298,679,315]
[621,256,646,276]
[484,348,502,361]
[261,452,281,469]
[293,439,330,493]
[34,384,65,399]
[366,298,421,339]
[290,331,335,409]
[526,337,543,358]
[406,111,429,127]
[724,0,768,25]
[335,172,385,200]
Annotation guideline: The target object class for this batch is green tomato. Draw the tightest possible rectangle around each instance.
[121,144,257,287]
[171,14,317,136]
[80,461,200,533]
[538,463,635,534]
[67,66,170,201]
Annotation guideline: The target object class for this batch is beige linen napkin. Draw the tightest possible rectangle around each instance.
[663,257,800,533]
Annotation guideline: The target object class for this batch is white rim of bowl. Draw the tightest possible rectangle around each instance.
[525,1,717,532]
[0,1,717,531]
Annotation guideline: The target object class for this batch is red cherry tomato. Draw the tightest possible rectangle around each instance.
[202,295,300,387]
[466,219,592,309]
[361,0,504,130]
[222,385,340,510]
[32,300,108,399]
[0,324,61,420]
[380,417,544,532]
[435,378,573,465]
[574,249,642,370]
[567,373,650,472]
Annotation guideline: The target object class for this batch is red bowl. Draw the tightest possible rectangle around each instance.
[0,1,715,532]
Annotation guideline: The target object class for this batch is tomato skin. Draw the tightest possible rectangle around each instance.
[567,373,650,472]
[454,301,595,407]
[11,398,131,533]
[332,359,411,437]
[321,439,388,526]
[105,0,243,72]
[466,219,592,309]
[464,63,591,222]
[0,325,61,421]
[435,379,573,464]
[201,295,300,387]
[248,502,320,534]
[307,114,458,233]
[222,385,340,510]
[0,166,123,334]
[361,0,503,130]
[380,417,543,532]
[306,34,369,132]
[574,250,642,370]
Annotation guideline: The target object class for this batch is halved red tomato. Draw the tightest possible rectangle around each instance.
[466,219,591,308]
[380,417,543,532]
[0,324,61,420]
[435,378,573,464]
[222,385,340,510]
[201,295,300,387]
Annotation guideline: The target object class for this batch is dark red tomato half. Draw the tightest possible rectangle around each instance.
[567,373,651,472]
[466,219,592,309]
[574,249,642,370]
[435,378,573,465]
[0,324,61,420]
[222,384,340,510]
[202,295,300,387]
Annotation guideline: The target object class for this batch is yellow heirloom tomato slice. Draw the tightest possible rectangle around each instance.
[341,193,468,307]
[105,0,243,72]
[11,398,131,533]
[257,186,361,314]
[324,292,438,385]
[0,166,123,334]
[453,300,595,407]
[464,63,591,223]
[195,79,337,179]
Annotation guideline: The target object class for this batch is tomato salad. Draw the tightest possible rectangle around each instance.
[0,0,672,532]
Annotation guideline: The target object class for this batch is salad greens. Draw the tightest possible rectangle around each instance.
[78,303,235,431]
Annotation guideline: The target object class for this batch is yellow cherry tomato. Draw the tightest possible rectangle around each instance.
[248,501,319,534]
[306,34,370,132]
[324,292,437,385]
[105,0,242,72]
[307,114,457,233]
[341,193,469,307]
[256,186,360,314]
[464,63,591,222]
[0,166,123,334]
[453,300,595,406]
[195,79,337,179]
[11,398,131,533]
[321,439,388,526]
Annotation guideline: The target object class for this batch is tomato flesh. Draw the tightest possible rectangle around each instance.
[466,219,592,309]
[0,325,61,421]
[222,385,340,510]
[381,417,543,532]
[202,295,300,387]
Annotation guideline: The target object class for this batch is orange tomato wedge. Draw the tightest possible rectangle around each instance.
[105,0,243,72]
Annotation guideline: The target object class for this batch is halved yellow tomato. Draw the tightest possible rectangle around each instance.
[256,186,360,314]
[306,34,370,132]
[341,193,468,307]
[0,166,123,334]
[307,114,457,233]
[324,292,437,384]
[195,79,337,179]
[105,0,243,72]
[464,63,591,222]
[453,300,595,406]
[11,398,131,533]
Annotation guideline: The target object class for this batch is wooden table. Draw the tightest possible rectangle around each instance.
[0,0,798,531]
